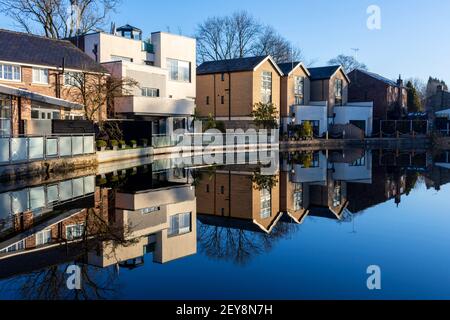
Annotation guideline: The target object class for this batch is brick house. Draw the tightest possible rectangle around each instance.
[348,69,408,122]
[196,56,282,129]
[0,29,108,137]
[195,169,282,233]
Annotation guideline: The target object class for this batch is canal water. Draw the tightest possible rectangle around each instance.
[0,149,449,300]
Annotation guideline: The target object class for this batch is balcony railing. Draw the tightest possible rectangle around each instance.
[0,134,95,165]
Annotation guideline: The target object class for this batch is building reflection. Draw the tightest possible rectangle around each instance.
[0,147,449,291]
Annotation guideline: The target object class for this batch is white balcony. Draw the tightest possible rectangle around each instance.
[115,96,195,117]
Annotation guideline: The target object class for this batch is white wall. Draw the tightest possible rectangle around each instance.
[290,103,328,135]
[334,103,373,136]
[151,32,196,100]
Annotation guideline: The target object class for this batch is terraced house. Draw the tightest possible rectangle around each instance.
[278,63,373,137]
[71,25,196,139]
[196,56,282,129]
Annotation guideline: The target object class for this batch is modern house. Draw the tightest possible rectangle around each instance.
[196,56,282,129]
[0,29,107,137]
[348,69,408,122]
[70,25,196,137]
[308,65,373,137]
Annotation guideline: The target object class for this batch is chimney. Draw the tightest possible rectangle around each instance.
[397,75,403,88]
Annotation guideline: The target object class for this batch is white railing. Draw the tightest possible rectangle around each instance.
[0,134,95,165]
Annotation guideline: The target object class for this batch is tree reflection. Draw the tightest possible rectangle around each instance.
[198,217,299,266]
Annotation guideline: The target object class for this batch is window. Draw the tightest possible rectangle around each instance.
[294,76,305,105]
[0,95,11,136]
[36,229,52,246]
[141,207,160,214]
[221,73,225,81]
[206,184,210,193]
[261,188,271,219]
[142,87,159,97]
[168,212,192,236]
[206,96,210,105]
[335,79,343,106]
[31,106,61,120]
[64,72,82,86]
[220,186,225,194]
[221,96,225,104]
[32,68,49,84]
[261,71,272,103]
[0,64,21,81]
[293,184,303,211]
[303,120,320,136]
[167,58,191,82]
[66,223,85,240]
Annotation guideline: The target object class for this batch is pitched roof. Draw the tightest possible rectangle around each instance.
[197,56,283,76]
[0,29,107,73]
[353,69,398,86]
[308,65,342,80]
[277,61,310,77]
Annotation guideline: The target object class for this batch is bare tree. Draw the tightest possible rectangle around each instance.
[196,11,304,64]
[328,54,368,73]
[0,0,121,39]
[64,71,138,122]
[252,25,303,63]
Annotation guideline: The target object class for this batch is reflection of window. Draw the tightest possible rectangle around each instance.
[261,71,272,103]
[168,212,192,236]
[32,68,49,84]
[36,229,52,246]
[333,183,342,207]
[167,58,191,82]
[66,223,85,240]
[142,87,159,97]
[351,157,366,167]
[294,76,305,105]
[260,188,271,219]
[293,184,303,211]
[0,64,21,81]
[0,240,25,253]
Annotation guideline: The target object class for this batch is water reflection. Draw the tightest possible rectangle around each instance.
[0,148,449,299]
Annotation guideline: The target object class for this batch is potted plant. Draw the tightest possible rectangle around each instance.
[110,140,119,151]
[96,140,107,151]
[119,140,126,149]
[140,138,149,148]
[130,140,137,148]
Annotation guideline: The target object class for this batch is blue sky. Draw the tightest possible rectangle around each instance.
[1,0,449,83]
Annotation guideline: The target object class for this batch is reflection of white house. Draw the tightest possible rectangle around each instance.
[88,183,197,266]
[72,25,196,137]
[331,150,372,183]
[288,152,328,184]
